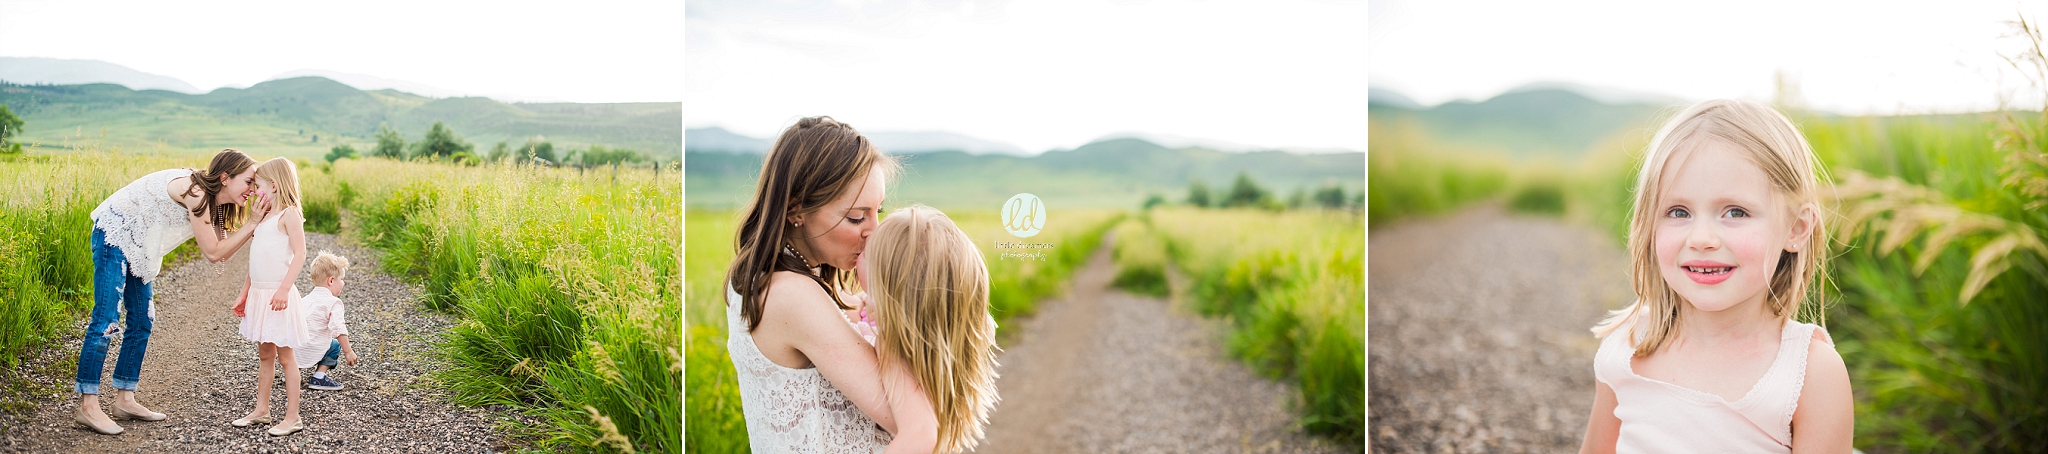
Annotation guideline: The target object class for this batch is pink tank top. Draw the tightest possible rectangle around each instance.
[1593,319,1832,453]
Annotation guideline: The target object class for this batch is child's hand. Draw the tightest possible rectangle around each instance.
[853,316,878,346]
[269,290,289,311]
[344,351,359,367]
[845,291,870,322]
[231,295,247,317]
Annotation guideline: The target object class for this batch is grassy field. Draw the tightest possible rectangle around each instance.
[1367,117,1589,229]
[1797,112,2046,452]
[683,207,1119,453]
[1113,207,1366,448]
[326,158,680,453]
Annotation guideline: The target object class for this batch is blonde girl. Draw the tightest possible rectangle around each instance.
[1580,99,1851,453]
[856,205,1000,454]
[229,157,313,436]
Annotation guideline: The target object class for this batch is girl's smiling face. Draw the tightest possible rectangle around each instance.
[1653,140,1811,313]
[252,175,278,205]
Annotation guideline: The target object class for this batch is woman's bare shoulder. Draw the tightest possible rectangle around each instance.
[760,271,834,319]
[164,175,200,209]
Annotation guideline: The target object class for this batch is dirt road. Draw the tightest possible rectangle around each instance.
[976,233,1346,453]
[1368,205,1632,453]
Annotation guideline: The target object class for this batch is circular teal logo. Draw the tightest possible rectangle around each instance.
[1002,193,1046,238]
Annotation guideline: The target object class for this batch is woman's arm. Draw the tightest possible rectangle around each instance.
[1579,381,1620,454]
[880,357,937,454]
[1791,331,1853,453]
[232,276,252,317]
[186,195,269,263]
[761,273,898,433]
[268,207,307,310]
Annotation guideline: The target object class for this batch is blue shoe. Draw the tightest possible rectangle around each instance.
[307,375,344,391]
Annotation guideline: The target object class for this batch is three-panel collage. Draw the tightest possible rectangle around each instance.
[2,1,2044,453]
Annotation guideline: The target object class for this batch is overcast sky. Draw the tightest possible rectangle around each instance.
[686,0,1369,154]
[0,0,683,103]
[1372,0,2047,114]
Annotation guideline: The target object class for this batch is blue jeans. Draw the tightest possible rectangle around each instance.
[317,339,341,368]
[75,228,154,395]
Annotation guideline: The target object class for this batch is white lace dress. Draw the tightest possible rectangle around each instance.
[90,169,198,284]
[727,287,892,453]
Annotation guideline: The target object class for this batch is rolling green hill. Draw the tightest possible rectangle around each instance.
[1369,87,1675,157]
[686,137,1364,211]
[0,77,679,160]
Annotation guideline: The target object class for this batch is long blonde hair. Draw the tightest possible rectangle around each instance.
[1591,99,1830,357]
[253,157,302,225]
[867,205,1000,453]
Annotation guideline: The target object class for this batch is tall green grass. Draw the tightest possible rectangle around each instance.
[682,208,1119,454]
[1797,112,2047,453]
[683,210,747,454]
[329,158,679,453]
[1143,207,1365,447]
[1108,216,1171,298]
[1369,118,1594,228]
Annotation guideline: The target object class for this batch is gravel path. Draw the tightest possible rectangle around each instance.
[0,232,523,453]
[1367,205,1632,453]
[976,233,1346,454]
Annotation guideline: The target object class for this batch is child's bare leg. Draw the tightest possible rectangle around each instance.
[274,346,301,429]
[245,343,275,419]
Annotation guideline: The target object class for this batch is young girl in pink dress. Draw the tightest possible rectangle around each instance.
[1580,100,1852,453]
[230,158,312,437]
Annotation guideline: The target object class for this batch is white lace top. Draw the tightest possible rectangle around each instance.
[727,286,892,453]
[1594,320,1832,453]
[90,169,199,284]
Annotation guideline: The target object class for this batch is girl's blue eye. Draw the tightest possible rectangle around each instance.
[1725,207,1750,218]
[1666,207,1690,219]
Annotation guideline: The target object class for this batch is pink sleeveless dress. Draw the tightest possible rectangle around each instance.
[238,207,310,348]
[1594,320,1832,453]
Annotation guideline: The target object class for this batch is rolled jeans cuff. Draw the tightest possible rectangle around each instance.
[75,377,137,395]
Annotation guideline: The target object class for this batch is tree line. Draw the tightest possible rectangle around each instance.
[324,120,651,167]
[1145,171,1364,212]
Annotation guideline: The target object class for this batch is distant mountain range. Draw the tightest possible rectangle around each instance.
[687,137,1364,210]
[0,76,678,159]
[1370,84,1683,156]
[688,126,1032,156]
[686,127,1029,156]
[0,57,566,103]
[0,57,202,93]
[686,126,1352,156]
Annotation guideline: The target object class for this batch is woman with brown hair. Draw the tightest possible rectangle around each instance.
[725,116,908,452]
[73,148,273,435]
